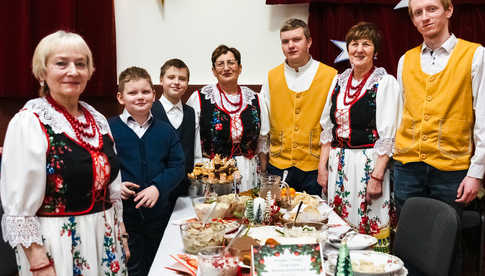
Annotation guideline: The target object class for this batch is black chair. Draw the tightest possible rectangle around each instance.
[393,197,460,276]
[462,198,485,276]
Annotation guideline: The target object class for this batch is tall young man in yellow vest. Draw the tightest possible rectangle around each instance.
[394,1,485,273]
[395,0,484,214]
[261,19,337,196]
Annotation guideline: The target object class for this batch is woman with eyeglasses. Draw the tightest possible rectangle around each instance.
[186,45,269,192]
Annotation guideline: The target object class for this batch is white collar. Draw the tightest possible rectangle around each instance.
[284,56,315,73]
[421,34,457,54]
[120,108,153,125]
[160,94,183,112]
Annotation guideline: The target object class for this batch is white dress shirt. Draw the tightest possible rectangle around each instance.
[160,94,184,129]
[119,108,153,138]
[397,34,485,178]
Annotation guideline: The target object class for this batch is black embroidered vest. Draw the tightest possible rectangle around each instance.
[199,91,261,159]
[37,124,120,216]
[330,83,379,149]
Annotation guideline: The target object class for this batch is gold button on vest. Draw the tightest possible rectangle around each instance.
[394,39,479,171]
[268,63,337,171]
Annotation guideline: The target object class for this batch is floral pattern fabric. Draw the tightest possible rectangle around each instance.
[14,208,127,276]
[328,147,392,253]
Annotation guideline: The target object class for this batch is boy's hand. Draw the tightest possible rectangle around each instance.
[134,185,159,209]
[121,182,139,200]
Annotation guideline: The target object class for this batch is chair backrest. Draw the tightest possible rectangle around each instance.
[393,197,460,276]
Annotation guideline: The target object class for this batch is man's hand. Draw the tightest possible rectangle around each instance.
[121,182,139,200]
[134,185,159,209]
[456,176,482,204]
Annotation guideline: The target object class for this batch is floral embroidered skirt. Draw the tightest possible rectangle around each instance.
[15,207,127,275]
[327,147,392,252]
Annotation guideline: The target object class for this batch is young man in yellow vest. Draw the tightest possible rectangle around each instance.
[261,18,337,196]
[394,1,484,273]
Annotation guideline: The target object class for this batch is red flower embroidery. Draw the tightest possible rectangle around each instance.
[215,123,223,130]
[333,195,342,206]
[110,261,120,273]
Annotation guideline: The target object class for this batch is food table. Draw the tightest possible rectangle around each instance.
[148,196,407,275]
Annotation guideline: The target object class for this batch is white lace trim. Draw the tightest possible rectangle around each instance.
[320,129,333,144]
[374,138,394,157]
[200,84,257,115]
[2,215,43,248]
[336,67,387,95]
[22,97,110,147]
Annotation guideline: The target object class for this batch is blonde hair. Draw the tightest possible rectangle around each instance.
[32,30,94,94]
[408,0,452,17]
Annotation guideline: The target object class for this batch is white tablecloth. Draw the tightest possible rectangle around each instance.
[148,197,407,275]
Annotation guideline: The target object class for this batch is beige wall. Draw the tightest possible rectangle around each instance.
[114,0,309,85]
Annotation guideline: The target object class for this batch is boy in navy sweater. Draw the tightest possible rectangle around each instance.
[109,67,185,276]
[151,59,195,209]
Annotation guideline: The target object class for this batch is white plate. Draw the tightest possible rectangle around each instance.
[326,250,404,275]
[329,233,377,250]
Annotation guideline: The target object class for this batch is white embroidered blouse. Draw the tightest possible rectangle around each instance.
[0,97,123,248]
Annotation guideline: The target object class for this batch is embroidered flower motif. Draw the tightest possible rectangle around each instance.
[61,217,90,275]
[215,123,223,130]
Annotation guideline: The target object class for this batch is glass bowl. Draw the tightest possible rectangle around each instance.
[197,246,239,276]
[180,221,225,254]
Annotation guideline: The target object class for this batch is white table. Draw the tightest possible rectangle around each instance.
[148,197,407,275]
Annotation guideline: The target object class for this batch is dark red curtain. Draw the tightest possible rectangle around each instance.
[0,0,117,98]
[266,1,485,75]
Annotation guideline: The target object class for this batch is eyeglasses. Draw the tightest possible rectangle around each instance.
[214,59,238,69]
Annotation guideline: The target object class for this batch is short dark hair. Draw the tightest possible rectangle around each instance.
[118,66,153,93]
[211,45,241,68]
[345,21,382,56]
[160,58,190,81]
[280,18,311,39]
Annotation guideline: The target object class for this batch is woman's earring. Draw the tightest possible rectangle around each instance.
[373,55,378,60]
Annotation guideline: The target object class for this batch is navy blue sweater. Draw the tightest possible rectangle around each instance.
[109,116,185,221]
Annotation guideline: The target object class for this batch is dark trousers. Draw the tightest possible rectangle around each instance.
[124,214,169,276]
[267,163,322,196]
[393,160,465,276]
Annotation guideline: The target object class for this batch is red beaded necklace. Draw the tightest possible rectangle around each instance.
[344,67,375,106]
[217,83,243,114]
[46,95,103,152]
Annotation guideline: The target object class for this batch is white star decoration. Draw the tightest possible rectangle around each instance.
[331,40,349,63]
[394,0,408,9]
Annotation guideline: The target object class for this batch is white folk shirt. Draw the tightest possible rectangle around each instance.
[160,94,184,129]
[397,34,485,179]
[119,108,153,138]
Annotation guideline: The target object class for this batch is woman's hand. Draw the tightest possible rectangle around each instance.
[317,167,329,195]
[121,181,139,200]
[318,143,331,195]
[32,265,56,276]
[22,243,56,276]
[134,185,159,208]
[119,222,131,261]
[366,177,383,204]
[258,153,268,173]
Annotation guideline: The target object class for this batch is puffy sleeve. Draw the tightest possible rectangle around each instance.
[1,110,48,248]
[374,74,403,157]
[257,93,270,153]
[320,75,338,144]
[186,91,203,162]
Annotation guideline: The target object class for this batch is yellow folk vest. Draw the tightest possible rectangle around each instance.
[268,63,337,171]
[394,39,479,170]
